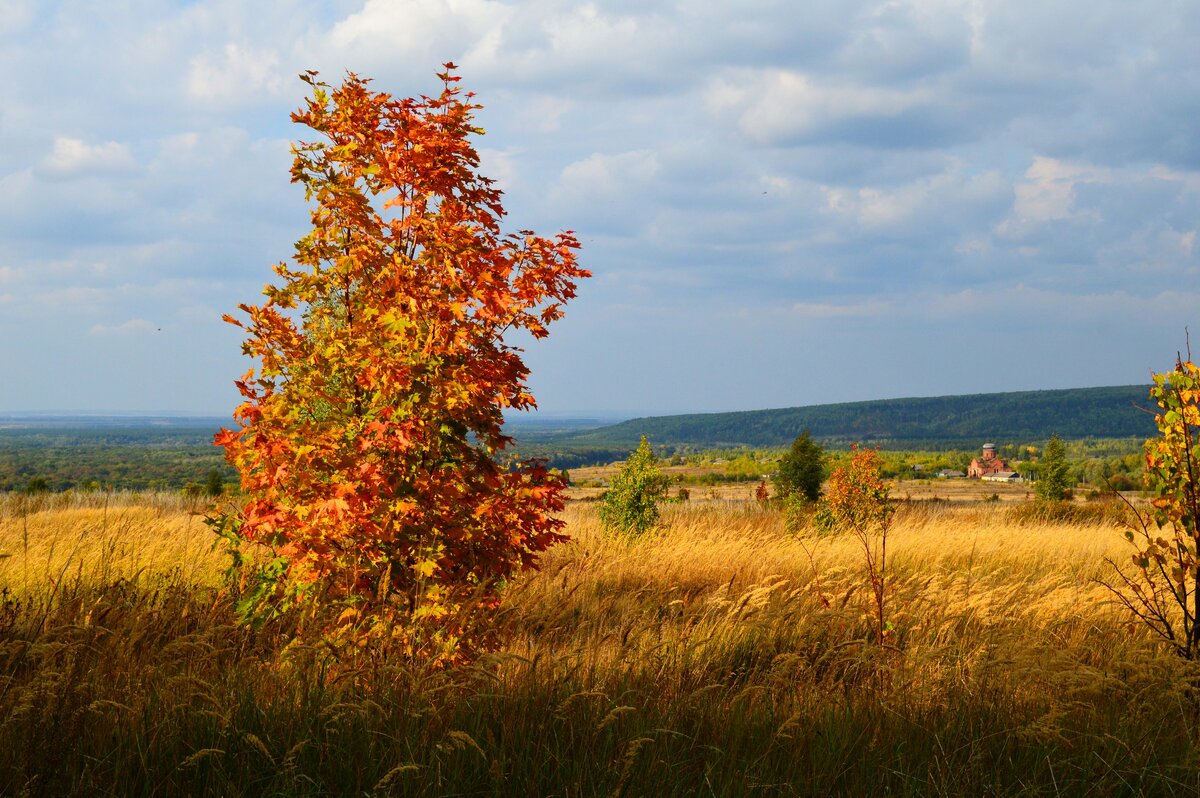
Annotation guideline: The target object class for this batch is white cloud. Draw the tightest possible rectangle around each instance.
[187,44,285,105]
[88,319,157,336]
[0,0,34,35]
[792,298,893,318]
[540,4,641,60]
[1179,231,1196,256]
[821,165,1008,229]
[707,68,932,145]
[1011,156,1110,223]
[554,150,661,204]
[1149,165,1200,193]
[160,131,200,154]
[790,284,1200,326]
[833,0,973,81]
[328,0,512,68]
[520,95,574,135]
[916,284,1200,322]
[478,148,517,192]
[40,137,136,178]
[823,185,910,227]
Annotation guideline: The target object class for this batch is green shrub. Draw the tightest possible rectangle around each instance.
[774,431,824,501]
[599,437,670,536]
[1036,434,1072,502]
[203,468,224,497]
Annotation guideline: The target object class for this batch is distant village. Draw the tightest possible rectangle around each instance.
[937,443,1022,482]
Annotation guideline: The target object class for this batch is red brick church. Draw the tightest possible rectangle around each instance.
[967,443,1010,478]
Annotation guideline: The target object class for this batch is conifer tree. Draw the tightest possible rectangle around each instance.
[1037,434,1071,501]
[774,431,825,502]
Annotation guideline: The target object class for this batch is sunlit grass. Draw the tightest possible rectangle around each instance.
[0,492,226,591]
[1,493,1197,796]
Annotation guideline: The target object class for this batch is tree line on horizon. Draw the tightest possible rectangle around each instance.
[546,385,1154,452]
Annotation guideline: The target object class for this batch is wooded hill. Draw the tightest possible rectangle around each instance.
[537,385,1155,454]
[0,386,1158,485]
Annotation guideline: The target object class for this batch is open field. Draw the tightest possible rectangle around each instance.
[567,463,1097,504]
[1,491,1198,795]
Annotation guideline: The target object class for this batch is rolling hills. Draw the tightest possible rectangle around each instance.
[0,386,1159,483]
[521,385,1155,463]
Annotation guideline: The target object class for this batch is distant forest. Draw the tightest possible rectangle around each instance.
[0,385,1158,488]
[519,385,1157,466]
[0,426,232,493]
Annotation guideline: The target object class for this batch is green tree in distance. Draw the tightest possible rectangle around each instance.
[600,436,670,536]
[203,468,224,498]
[1037,433,1071,501]
[774,431,825,502]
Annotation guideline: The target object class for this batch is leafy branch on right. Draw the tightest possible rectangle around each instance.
[1104,354,1200,659]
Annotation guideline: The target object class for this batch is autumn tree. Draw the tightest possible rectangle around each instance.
[213,66,588,664]
[825,447,894,646]
[755,479,770,503]
[600,436,671,536]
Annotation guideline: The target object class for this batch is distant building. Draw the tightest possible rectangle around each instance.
[968,443,1011,479]
[937,469,966,478]
[981,471,1022,483]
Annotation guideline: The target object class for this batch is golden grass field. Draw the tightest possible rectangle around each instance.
[567,463,1044,503]
[1,489,1198,796]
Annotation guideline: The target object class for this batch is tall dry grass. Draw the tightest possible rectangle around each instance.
[1,493,1197,796]
[0,491,226,591]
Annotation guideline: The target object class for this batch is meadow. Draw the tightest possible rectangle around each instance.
[1,490,1198,796]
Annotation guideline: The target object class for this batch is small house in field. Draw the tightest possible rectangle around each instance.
[981,471,1022,483]
[937,469,966,478]
[968,443,1011,478]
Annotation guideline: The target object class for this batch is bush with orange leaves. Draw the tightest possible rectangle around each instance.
[212,66,588,666]
[825,447,895,646]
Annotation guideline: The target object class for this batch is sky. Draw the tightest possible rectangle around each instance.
[2,0,1199,417]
